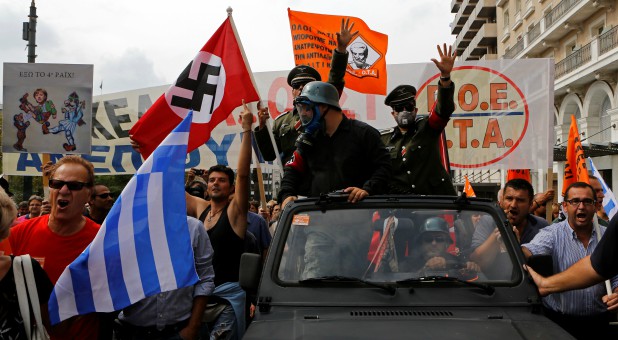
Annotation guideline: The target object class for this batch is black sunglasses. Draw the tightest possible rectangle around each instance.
[391,102,416,113]
[421,234,447,244]
[292,82,308,90]
[49,179,90,191]
[96,193,113,199]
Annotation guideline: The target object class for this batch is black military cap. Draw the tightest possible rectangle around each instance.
[287,65,322,87]
[384,85,417,106]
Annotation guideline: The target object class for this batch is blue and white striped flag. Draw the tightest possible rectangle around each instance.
[48,112,198,325]
[589,157,618,220]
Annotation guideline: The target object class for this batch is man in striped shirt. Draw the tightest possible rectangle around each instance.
[522,181,618,339]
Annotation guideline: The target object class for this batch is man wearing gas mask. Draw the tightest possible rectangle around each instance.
[278,81,391,206]
[382,44,456,195]
[277,81,391,279]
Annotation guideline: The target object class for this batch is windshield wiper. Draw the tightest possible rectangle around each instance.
[300,275,396,295]
[396,276,495,295]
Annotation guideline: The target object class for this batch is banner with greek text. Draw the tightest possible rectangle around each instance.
[2,59,553,175]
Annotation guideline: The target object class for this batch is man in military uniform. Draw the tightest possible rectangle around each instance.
[381,44,456,195]
[254,19,357,165]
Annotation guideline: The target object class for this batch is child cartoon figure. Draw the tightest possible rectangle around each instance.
[46,91,85,151]
[19,88,57,133]
[13,113,30,152]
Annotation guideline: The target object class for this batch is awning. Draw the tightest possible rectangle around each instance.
[554,142,618,161]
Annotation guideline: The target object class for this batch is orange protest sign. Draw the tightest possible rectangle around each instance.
[506,169,531,183]
[287,9,388,95]
[562,115,590,196]
[464,175,476,197]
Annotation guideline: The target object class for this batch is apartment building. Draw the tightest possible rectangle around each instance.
[452,0,618,195]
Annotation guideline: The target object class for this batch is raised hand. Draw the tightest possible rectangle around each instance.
[431,43,457,77]
[336,18,359,53]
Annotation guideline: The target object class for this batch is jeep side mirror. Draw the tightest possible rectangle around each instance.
[240,253,262,293]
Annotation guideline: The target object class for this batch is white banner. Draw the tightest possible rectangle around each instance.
[2,59,553,175]
[2,63,94,155]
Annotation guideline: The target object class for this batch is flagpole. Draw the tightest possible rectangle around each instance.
[228,7,285,175]
[228,7,269,205]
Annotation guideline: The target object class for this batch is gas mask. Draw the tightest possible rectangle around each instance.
[392,102,416,129]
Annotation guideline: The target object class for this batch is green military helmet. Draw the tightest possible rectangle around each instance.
[298,81,341,110]
[417,217,453,244]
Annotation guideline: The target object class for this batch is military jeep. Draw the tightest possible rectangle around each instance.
[240,194,573,339]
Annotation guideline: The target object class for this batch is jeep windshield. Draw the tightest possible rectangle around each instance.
[276,203,518,286]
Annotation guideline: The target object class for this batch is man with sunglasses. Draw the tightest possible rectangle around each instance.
[521,182,618,339]
[85,184,114,225]
[10,155,102,339]
[381,44,456,195]
[403,217,479,275]
[253,19,356,166]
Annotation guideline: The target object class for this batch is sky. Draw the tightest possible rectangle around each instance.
[0,0,455,103]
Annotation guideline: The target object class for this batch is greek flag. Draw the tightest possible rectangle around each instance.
[48,112,198,325]
[589,157,618,220]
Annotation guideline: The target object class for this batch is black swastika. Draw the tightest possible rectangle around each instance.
[170,60,221,113]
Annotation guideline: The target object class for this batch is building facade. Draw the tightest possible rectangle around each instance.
[452,0,618,196]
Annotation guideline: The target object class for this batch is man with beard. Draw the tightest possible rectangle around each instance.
[84,184,114,225]
[469,179,548,279]
[522,182,618,339]
[381,44,456,195]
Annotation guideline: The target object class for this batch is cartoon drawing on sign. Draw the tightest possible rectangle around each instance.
[46,91,86,151]
[13,113,30,152]
[19,88,57,134]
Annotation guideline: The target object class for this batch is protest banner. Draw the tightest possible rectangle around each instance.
[2,59,553,176]
[287,9,388,95]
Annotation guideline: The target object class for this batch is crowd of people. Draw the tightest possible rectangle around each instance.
[1,17,617,340]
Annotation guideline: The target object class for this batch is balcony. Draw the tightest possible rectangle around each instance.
[454,0,496,52]
[500,0,598,59]
[545,0,581,29]
[555,43,591,78]
[504,39,524,59]
[599,26,618,56]
[451,0,479,34]
[451,0,461,13]
[461,23,498,60]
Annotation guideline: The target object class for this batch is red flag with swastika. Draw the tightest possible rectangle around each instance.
[130,17,259,158]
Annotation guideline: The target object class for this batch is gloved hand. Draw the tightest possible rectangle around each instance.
[303,119,321,135]
[295,132,316,157]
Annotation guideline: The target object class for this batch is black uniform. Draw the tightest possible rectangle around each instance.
[591,213,618,278]
[278,116,391,201]
[381,82,456,195]
[254,50,348,165]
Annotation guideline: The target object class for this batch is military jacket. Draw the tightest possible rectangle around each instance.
[254,49,348,165]
[381,82,456,195]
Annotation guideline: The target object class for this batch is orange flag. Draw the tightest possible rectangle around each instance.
[464,175,476,197]
[562,115,590,196]
[287,9,388,95]
[506,169,531,183]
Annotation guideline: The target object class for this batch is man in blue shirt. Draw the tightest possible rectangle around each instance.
[522,182,618,339]
[117,216,215,340]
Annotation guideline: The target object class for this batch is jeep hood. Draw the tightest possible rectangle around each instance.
[244,312,573,339]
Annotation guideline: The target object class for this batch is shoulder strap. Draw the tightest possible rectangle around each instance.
[198,206,211,223]
[21,255,50,340]
[13,256,32,340]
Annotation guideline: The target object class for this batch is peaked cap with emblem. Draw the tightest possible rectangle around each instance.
[287,65,322,86]
[384,85,417,106]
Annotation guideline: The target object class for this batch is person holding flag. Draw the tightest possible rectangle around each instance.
[381,44,456,195]
[253,18,356,166]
